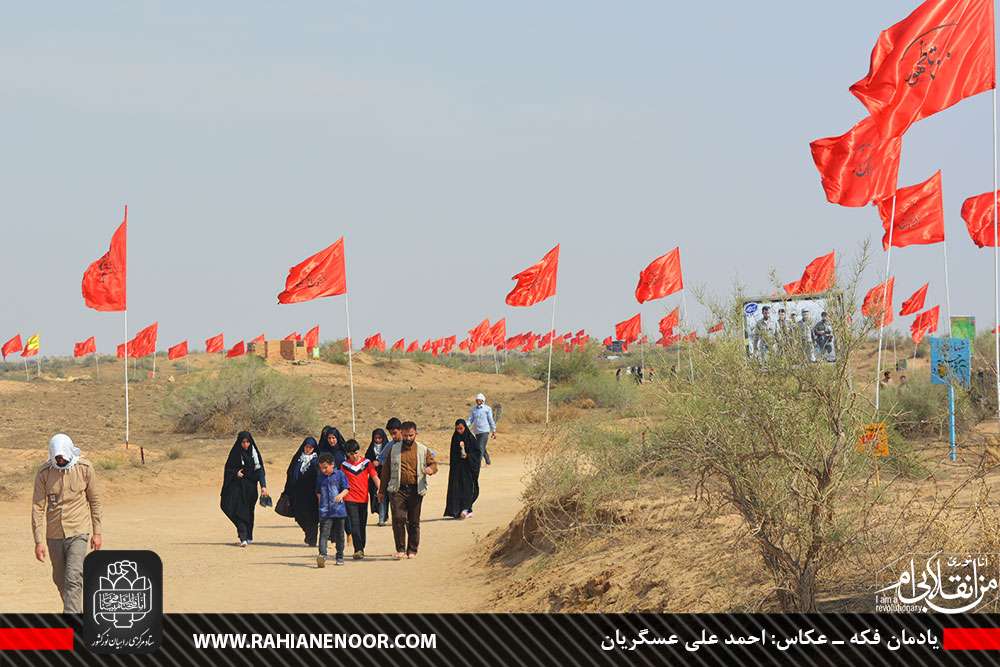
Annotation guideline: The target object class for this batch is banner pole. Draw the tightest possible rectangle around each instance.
[95,351,100,381]
[23,358,29,382]
[344,293,357,437]
[875,193,897,414]
[943,238,954,331]
[545,295,557,424]
[124,308,130,448]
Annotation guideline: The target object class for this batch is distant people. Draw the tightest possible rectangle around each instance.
[282,437,319,546]
[378,421,438,559]
[32,434,103,613]
[752,306,774,359]
[880,370,891,387]
[365,428,390,526]
[468,394,496,466]
[800,310,816,362]
[646,367,655,383]
[315,453,349,567]
[634,366,643,385]
[444,419,480,520]
[220,431,269,547]
[776,308,788,349]
[340,440,379,560]
[616,367,623,382]
[813,311,835,361]
[899,374,908,386]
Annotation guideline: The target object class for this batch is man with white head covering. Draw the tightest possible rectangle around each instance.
[467,393,496,466]
[31,433,103,613]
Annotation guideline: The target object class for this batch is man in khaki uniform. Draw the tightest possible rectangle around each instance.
[31,434,103,613]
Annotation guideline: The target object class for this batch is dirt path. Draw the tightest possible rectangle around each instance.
[0,456,525,613]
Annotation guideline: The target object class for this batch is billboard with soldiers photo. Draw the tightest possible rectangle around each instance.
[742,295,837,364]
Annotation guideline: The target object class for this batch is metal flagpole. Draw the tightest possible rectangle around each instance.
[545,295,557,424]
[943,238,954,328]
[875,193,897,414]
[344,293,357,437]
[124,308,130,448]
[95,351,100,380]
[23,358,29,381]
[944,238,957,461]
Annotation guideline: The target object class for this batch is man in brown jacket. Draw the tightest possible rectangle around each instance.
[377,421,437,559]
[31,434,103,613]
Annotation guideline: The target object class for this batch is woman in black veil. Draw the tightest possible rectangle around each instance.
[282,436,319,546]
[444,419,480,519]
[220,431,268,546]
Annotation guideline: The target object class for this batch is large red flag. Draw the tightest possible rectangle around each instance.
[227,341,246,358]
[659,308,681,336]
[899,283,929,316]
[406,340,420,353]
[784,251,836,295]
[392,338,405,352]
[708,322,725,334]
[468,319,491,347]
[615,314,642,344]
[1,335,22,360]
[506,245,559,307]
[635,247,684,303]
[129,323,158,358]
[304,326,320,350]
[206,333,225,353]
[809,116,902,207]
[277,237,347,304]
[82,206,127,312]
[961,190,1000,247]
[861,277,895,327]
[876,171,945,250]
[74,336,97,358]
[910,305,940,343]
[850,0,995,139]
[168,341,189,360]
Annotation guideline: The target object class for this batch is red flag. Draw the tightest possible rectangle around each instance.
[657,333,681,347]
[862,277,895,327]
[168,341,189,360]
[116,343,127,359]
[635,247,684,303]
[73,336,96,358]
[708,322,724,334]
[876,171,945,250]
[1,335,22,360]
[304,326,320,350]
[421,339,432,353]
[659,308,681,336]
[406,340,420,353]
[284,332,301,342]
[602,336,613,346]
[363,334,385,352]
[910,305,940,342]
[227,341,246,358]
[81,206,127,312]
[961,190,1000,247]
[809,116,902,207]
[506,245,559,307]
[468,319,491,347]
[523,335,537,352]
[129,322,158,358]
[250,334,266,347]
[392,338,405,352]
[575,329,585,337]
[684,332,698,342]
[206,333,225,353]
[900,283,929,316]
[459,339,469,352]
[784,251,836,295]
[489,319,507,347]
[615,314,642,345]
[277,237,347,304]
[850,0,995,139]
[443,335,457,354]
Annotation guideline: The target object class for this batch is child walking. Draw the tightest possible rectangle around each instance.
[315,453,349,567]
[340,440,380,559]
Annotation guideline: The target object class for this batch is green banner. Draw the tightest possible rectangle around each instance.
[951,316,976,354]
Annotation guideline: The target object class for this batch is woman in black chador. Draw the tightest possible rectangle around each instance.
[444,419,480,519]
[282,436,319,546]
[220,431,268,547]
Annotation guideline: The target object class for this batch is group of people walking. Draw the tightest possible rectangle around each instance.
[219,394,498,569]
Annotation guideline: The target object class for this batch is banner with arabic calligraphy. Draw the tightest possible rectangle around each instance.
[930,337,971,388]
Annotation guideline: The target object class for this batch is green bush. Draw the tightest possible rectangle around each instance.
[883,379,977,439]
[552,371,636,409]
[319,340,349,365]
[163,358,318,435]
[532,347,598,383]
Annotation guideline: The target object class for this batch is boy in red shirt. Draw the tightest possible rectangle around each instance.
[340,440,380,559]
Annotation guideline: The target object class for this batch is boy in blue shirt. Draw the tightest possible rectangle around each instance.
[315,453,349,567]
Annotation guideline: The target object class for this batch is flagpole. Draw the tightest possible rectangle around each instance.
[943,238,954,331]
[124,308,130,448]
[875,192,898,414]
[95,351,100,381]
[681,291,695,382]
[23,358,29,382]
[344,293,357,437]
[545,295,557,425]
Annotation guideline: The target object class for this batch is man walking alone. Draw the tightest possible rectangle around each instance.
[468,393,496,466]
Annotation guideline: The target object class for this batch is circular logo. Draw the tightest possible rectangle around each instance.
[744,303,758,316]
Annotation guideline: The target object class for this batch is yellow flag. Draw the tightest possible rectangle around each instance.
[22,334,40,358]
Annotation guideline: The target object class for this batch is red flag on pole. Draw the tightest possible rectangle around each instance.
[659,308,681,336]
[468,319,491,347]
[900,283,929,316]
[506,245,560,307]
[116,343,127,359]
[708,322,725,334]
[168,341,189,360]
[876,171,945,250]
[227,341,246,358]
[250,334,265,347]
[304,326,320,350]
[961,190,1000,247]
[850,0,995,139]
[862,277,895,326]
[443,336,457,354]
[910,305,940,342]
[406,340,420,353]
[635,247,684,303]
[602,336,613,346]
[129,323,158,358]
[615,314,642,344]
[784,251,836,295]
[489,319,507,347]
[82,207,127,311]
[392,338,405,352]
[74,336,97,358]
[809,117,902,207]
[1,335,22,359]
[205,333,225,353]
[277,237,347,304]
[657,333,681,347]
[284,332,301,342]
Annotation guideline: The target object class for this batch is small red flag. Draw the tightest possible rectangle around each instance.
[657,333,681,347]
[443,335,457,354]
[168,341,189,360]
[1,335,22,360]
[900,283,929,316]
[850,0,996,139]
[459,339,469,352]
[284,332,301,342]
[277,237,347,304]
[708,322,724,334]
[468,319,491,347]
[809,116,902,207]
[506,245,559,307]
[961,190,1000,247]
[602,336,613,346]
[635,247,684,303]
[392,338,405,352]
[862,277,895,327]
[116,342,129,359]
[250,334,266,347]
[129,322,158,358]
[407,340,420,353]
[206,333,225,353]
[876,171,945,250]
[784,251,836,295]
[910,305,940,343]
[615,314,642,345]
[74,336,97,358]
[684,332,697,342]
[227,341,246,358]
[421,339,432,353]
[489,319,507,347]
[82,206,127,312]
[304,326,320,350]
[659,308,681,336]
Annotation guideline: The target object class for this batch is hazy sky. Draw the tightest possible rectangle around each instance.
[2,2,997,355]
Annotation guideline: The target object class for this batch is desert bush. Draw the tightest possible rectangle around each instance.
[501,356,533,378]
[882,379,977,439]
[533,348,598,383]
[552,371,635,410]
[166,447,183,460]
[163,358,318,435]
[319,340,349,365]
